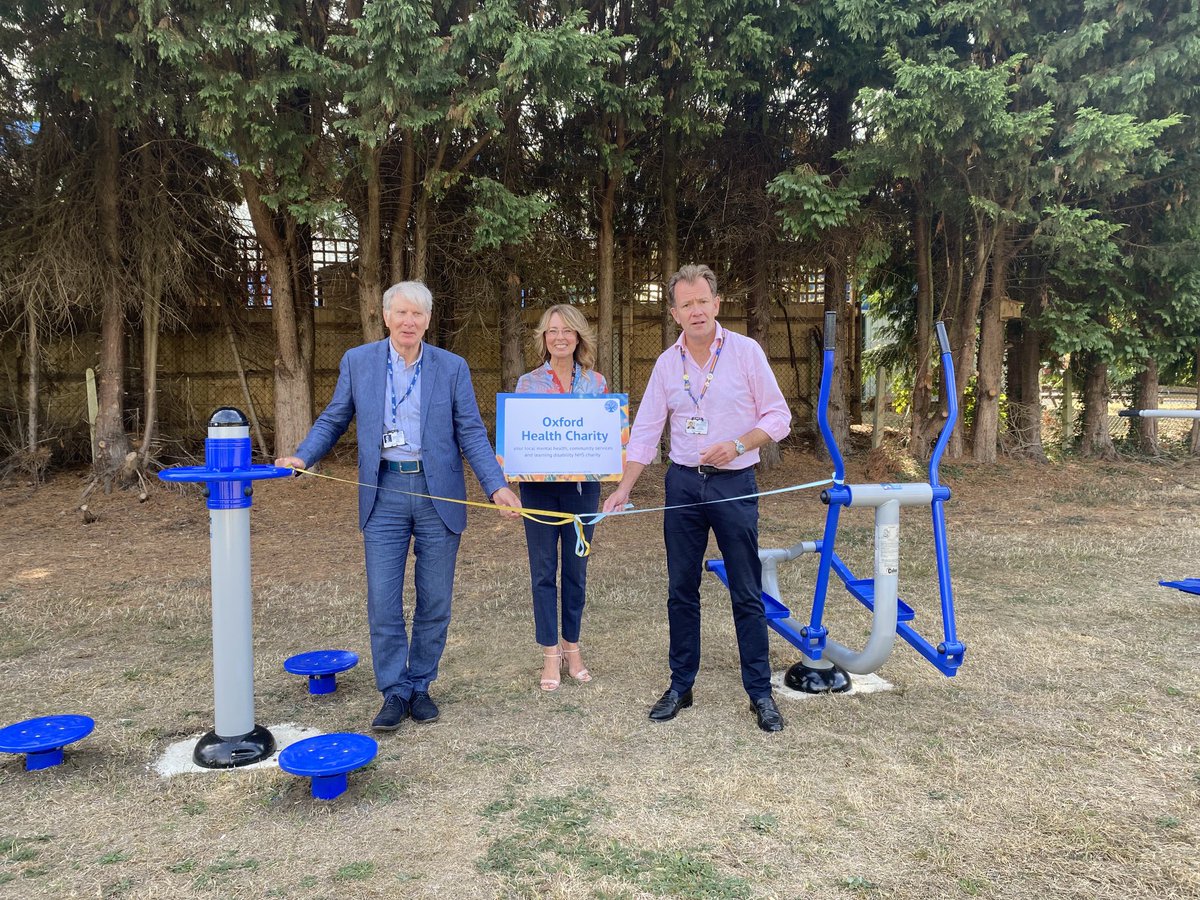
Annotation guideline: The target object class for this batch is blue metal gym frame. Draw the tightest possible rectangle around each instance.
[706,312,966,680]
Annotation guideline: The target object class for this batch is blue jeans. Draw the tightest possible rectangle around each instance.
[363,469,460,699]
[520,481,600,646]
[663,463,772,700]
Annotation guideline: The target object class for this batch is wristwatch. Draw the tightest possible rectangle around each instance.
[734,438,746,456]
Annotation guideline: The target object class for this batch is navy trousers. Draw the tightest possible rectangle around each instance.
[663,463,772,700]
[520,481,601,646]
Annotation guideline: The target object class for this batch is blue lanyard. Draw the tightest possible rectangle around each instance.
[545,361,579,393]
[387,352,422,427]
[680,337,723,410]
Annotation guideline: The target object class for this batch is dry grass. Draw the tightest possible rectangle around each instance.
[1,450,1198,899]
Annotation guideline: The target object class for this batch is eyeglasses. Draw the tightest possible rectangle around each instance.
[545,329,577,338]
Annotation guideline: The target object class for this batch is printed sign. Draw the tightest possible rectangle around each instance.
[496,393,629,482]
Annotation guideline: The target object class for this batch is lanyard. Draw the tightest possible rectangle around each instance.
[680,337,723,410]
[387,352,422,427]
[546,361,579,394]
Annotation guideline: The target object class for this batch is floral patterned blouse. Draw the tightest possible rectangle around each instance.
[515,362,608,396]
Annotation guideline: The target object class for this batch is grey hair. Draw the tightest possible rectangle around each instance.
[666,264,718,306]
[382,281,434,316]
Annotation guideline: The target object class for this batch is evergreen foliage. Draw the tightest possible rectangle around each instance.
[1,0,1197,467]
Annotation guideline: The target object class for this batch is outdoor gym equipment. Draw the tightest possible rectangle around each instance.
[706,312,964,692]
[284,650,360,695]
[1159,579,1200,596]
[159,408,293,767]
[278,733,378,800]
[1117,408,1200,422]
[0,715,94,771]
[1117,407,1199,595]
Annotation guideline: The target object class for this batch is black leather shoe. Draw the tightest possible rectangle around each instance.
[371,695,409,731]
[409,691,439,723]
[648,688,693,722]
[751,696,785,732]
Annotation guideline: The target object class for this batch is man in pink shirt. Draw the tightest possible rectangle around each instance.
[602,264,791,732]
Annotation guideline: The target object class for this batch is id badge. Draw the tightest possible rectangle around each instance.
[685,416,708,435]
[382,429,406,449]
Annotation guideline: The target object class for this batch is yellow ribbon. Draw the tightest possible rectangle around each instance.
[289,468,596,556]
[286,467,834,559]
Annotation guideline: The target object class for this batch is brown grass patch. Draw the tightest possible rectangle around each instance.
[1,450,1198,898]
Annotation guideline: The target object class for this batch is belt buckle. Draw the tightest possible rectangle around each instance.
[699,465,719,476]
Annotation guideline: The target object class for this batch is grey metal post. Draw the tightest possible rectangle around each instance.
[209,451,256,741]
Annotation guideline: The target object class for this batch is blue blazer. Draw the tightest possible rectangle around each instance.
[294,340,507,534]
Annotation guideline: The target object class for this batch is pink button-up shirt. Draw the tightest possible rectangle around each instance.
[626,323,791,469]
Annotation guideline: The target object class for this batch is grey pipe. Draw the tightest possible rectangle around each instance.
[821,499,900,674]
[759,541,818,603]
[1131,409,1200,420]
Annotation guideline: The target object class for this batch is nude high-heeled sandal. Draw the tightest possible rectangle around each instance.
[540,648,562,692]
[561,645,592,683]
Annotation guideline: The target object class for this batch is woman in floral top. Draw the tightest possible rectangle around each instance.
[515,304,608,691]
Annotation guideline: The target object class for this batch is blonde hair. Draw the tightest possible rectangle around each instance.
[531,304,597,372]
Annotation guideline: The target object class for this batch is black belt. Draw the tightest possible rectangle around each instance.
[672,462,742,476]
[382,460,423,474]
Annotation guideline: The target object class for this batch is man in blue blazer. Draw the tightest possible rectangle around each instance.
[277,281,520,731]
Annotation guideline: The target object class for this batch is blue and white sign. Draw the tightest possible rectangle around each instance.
[496,393,629,482]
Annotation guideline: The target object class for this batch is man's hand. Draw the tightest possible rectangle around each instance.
[699,440,738,468]
[491,486,522,520]
[275,456,306,473]
[602,487,631,514]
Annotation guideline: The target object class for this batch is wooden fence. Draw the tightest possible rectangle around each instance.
[0,288,840,460]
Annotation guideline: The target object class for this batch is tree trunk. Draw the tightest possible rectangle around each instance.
[910,202,934,459]
[221,305,269,458]
[388,134,415,284]
[290,220,316,389]
[241,171,314,457]
[138,142,162,471]
[747,241,780,469]
[849,280,862,424]
[1079,353,1117,460]
[822,261,850,458]
[619,231,634,393]
[412,191,429,283]
[746,242,770,347]
[139,290,160,470]
[500,271,523,393]
[820,85,853,458]
[972,240,1009,462]
[358,144,384,342]
[943,216,965,326]
[94,111,131,484]
[660,99,679,350]
[1007,288,1048,462]
[1192,348,1199,456]
[24,302,39,458]
[947,220,995,459]
[1133,359,1159,456]
[597,166,617,381]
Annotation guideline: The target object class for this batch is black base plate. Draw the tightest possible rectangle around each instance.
[193,724,276,769]
[784,661,852,694]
